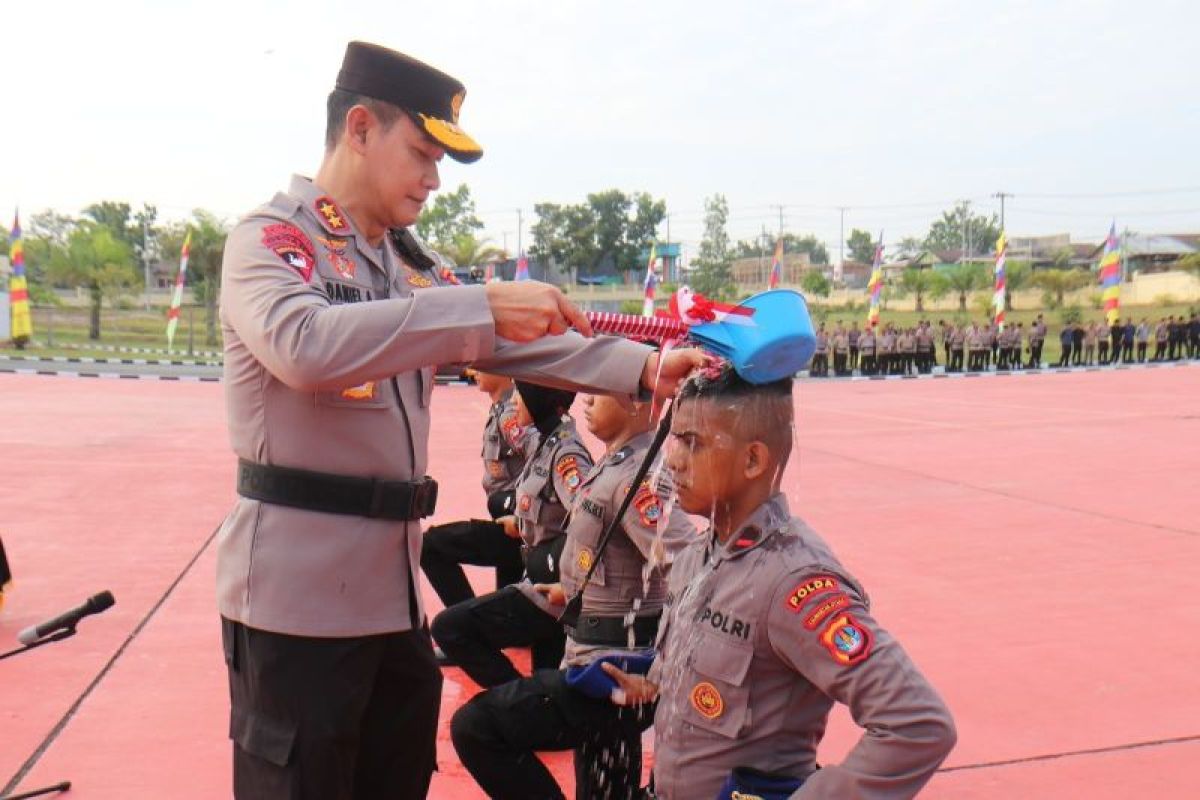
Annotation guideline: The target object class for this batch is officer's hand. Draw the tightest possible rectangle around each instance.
[601,662,659,706]
[485,282,594,341]
[642,348,712,401]
[497,515,520,539]
[532,582,566,606]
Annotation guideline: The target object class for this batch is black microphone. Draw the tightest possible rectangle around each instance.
[17,591,116,645]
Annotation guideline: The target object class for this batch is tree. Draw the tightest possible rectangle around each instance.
[47,223,137,339]
[690,194,733,299]
[799,269,831,298]
[924,202,1001,257]
[1003,260,1032,311]
[528,190,665,279]
[943,263,988,311]
[898,268,949,312]
[846,228,876,264]
[894,236,924,259]
[1032,268,1090,309]
[439,234,505,268]
[732,232,828,264]
[415,184,483,249]
[1177,252,1200,277]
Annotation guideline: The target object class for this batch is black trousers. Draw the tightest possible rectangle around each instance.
[452,668,654,800]
[432,584,566,689]
[1029,341,1043,367]
[421,518,525,608]
[222,618,441,800]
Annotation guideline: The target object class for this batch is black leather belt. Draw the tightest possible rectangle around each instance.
[569,613,660,648]
[237,459,438,521]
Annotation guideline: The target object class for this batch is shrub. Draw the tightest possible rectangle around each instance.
[1058,305,1083,325]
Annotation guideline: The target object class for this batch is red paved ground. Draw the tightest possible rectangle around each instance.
[1,366,1197,799]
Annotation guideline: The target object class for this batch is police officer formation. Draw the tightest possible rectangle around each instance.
[216,41,955,800]
[809,313,1200,377]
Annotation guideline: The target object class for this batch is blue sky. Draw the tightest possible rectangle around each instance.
[3,0,1198,258]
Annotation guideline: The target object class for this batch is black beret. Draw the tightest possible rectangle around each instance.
[336,41,482,164]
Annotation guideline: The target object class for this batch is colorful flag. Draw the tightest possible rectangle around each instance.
[1098,223,1121,326]
[166,230,191,351]
[866,234,884,328]
[514,255,530,281]
[993,231,1007,329]
[8,210,33,341]
[768,237,783,289]
[642,244,658,317]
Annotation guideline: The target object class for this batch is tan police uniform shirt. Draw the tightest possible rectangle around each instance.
[217,175,652,637]
[481,391,527,496]
[650,494,956,800]
[558,430,696,665]
[511,419,591,615]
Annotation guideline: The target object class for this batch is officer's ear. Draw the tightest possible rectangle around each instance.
[345,105,373,154]
[742,440,773,481]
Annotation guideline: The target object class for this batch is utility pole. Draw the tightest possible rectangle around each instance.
[993,191,1012,231]
[961,199,971,262]
[516,209,523,259]
[142,214,151,310]
[836,206,847,284]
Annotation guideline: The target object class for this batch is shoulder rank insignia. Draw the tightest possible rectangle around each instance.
[632,481,662,527]
[609,445,633,465]
[318,236,355,279]
[262,223,315,283]
[784,575,840,614]
[819,612,873,665]
[555,455,582,492]
[314,196,352,234]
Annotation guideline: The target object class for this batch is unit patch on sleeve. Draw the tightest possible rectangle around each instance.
[262,223,315,283]
[554,456,582,493]
[818,612,873,666]
[631,481,662,527]
[690,681,725,720]
[802,593,851,631]
[784,575,840,614]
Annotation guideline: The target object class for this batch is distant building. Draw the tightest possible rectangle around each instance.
[731,251,812,285]
[1087,233,1197,275]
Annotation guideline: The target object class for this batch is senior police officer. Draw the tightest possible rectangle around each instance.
[217,41,706,800]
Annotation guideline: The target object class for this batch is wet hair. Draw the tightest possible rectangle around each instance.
[325,89,405,151]
[677,362,794,463]
[515,381,576,437]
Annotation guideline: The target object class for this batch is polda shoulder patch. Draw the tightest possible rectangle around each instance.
[262,223,315,283]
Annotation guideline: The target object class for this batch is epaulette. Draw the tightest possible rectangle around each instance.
[608,445,634,465]
[388,227,437,271]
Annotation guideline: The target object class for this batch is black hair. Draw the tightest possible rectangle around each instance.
[325,89,405,151]
[676,362,794,462]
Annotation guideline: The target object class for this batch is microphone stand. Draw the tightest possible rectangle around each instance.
[0,630,76,799]
[0,628,76,662]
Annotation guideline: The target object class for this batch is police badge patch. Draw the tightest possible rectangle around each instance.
[632,482,662,527]
[819,612,873,666]
[262,223,316,283]
[554,456,582,493]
